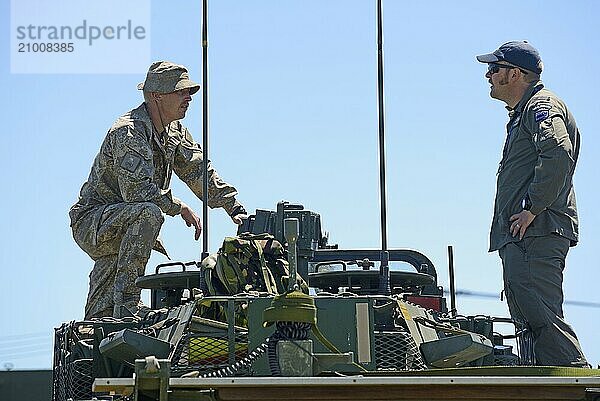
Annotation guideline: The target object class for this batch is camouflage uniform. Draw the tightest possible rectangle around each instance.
[70,64,244,319]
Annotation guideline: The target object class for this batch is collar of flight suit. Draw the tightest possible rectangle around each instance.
[498,81,545,174]
[505,80,544,117]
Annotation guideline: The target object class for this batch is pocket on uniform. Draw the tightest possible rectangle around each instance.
[95,204,124,247]
[114,131,153,173]
[507,279,548,331]
[72,205,107,258]
[521,236,540,258]
[504,281,526,325]
[506,241,527,257]
[120,151,144,173]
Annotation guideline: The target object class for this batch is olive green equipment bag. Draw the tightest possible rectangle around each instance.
[199,233,308,326]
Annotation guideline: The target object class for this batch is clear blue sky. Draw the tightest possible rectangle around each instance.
[1,0,599,369]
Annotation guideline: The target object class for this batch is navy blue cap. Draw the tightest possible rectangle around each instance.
[477,41,543,74]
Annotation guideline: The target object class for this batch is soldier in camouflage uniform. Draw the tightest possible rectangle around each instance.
[70,61,247,319]
[477,42,588,366]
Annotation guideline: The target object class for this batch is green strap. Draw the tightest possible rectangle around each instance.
[228,255,246,293]
[240,233,273,241]
[204,268,217,295]
[252,239,277,294]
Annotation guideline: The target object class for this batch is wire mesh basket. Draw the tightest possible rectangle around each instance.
[170,298,251,377]
[171,330,249,376]
[374,330,426,370]
[52,321,95,401]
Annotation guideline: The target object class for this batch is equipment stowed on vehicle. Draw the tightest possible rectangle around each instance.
[52,0,600,396]
[50,201,569,401]
[196,231,309,327]
[203,232,309,297]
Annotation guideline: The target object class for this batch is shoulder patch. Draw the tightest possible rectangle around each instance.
[532,102,552,112]
[534,110,550,122]
[120,151,142,173]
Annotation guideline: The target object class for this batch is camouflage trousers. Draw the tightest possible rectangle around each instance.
[499,234,588,367]
[72,202,164,319]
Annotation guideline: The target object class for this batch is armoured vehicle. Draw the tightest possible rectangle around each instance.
[52,1,600,400]
[52,201,600,401]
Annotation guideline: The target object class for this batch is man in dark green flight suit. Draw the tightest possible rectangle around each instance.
[477,41,588,367]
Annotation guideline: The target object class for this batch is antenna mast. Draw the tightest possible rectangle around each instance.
[201,0,210,260]
[376,0,391,295]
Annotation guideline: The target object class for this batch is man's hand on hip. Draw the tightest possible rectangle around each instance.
[180,202,202,240]
[509,210,536,240]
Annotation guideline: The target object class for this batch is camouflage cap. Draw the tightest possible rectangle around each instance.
[137,61,200,95]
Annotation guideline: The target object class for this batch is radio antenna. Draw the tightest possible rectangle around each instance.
[376,0,391,295]
[201,0,210,261]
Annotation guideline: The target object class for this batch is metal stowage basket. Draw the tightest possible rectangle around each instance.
[53,321,95,401]
[374,330,426,370]
[169,298,251,377]
[52,298,253,400]
[171,328,249,376]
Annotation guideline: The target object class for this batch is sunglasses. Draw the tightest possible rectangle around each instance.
[487,63,528,75]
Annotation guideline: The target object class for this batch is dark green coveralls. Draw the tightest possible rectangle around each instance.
[490,81,588,367]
